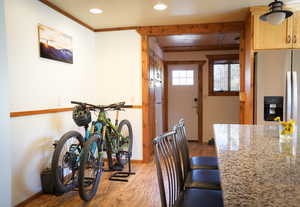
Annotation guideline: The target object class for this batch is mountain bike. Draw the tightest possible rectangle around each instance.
[51,101,133,201]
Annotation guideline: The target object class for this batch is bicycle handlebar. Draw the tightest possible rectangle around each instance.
[71,101,133,110]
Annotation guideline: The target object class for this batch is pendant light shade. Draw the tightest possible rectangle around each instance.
[260,0,293,25]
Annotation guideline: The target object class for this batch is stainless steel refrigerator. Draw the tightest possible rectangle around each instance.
[255,50,300,125]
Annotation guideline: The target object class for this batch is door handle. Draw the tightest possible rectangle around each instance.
[287,71,292,121]
[292,72,298,121]
[293,35,297,44]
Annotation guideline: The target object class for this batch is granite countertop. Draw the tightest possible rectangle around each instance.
[213,124,300,207]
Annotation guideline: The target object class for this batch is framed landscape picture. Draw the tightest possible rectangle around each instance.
[38,24,73,64]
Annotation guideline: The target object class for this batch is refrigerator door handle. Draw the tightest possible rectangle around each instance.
[287,71,292,121]
[292,72,298,121]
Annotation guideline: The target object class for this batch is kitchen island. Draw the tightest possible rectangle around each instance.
[214,124,300,207]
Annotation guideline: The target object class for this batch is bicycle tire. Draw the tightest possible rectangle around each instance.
[116,119,133,166]
[51,131,83,194]
[79,135,104,201]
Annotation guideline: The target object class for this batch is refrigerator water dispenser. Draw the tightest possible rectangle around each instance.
[264,96,284,121]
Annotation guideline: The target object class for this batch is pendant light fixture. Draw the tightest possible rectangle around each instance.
[260,0,293,25]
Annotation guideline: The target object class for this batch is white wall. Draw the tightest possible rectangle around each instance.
[6,1,142,205]
[0,0,11,206]
[165,51,240,142]
[5,0,96,205]
[94,30,143,161]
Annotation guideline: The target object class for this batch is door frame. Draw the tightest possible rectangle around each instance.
[164,61,206,143]
[137,22,245,162]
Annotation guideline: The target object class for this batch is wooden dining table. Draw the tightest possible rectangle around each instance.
[213,124,300,207]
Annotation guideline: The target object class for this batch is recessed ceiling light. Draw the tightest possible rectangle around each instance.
[89,8,103,14]
[153,3,167,11]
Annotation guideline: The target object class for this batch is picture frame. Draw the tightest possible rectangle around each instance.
[38,24,73,64]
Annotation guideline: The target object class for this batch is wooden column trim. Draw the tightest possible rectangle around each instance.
[239,28,246,123]
[163,62,169,133]
[198,64,204,143]
[243,13,255,124]
[141,35,152,163]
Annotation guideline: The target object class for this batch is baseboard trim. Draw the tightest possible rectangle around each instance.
[15,159,143,206]
[187,140,200,142]
[15,192,43,207]
[131,159,144,164]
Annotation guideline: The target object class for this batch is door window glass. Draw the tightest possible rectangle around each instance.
[172,70,194,86]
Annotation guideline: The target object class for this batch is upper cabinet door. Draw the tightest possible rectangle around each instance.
[292,11,300,49]
[253,12,293,50]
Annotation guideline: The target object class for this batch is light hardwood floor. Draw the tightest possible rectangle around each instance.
[21,143,216,207]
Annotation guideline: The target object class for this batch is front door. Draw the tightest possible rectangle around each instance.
[168,64,199,141]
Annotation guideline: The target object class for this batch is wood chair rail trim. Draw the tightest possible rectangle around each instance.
[10,105,143,118]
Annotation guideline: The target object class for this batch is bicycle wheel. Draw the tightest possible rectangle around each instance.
[116,119,133,166]
[51,131,83,193]
[79,135,104,201]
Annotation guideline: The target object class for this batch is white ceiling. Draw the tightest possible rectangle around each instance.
[45,0,294,29]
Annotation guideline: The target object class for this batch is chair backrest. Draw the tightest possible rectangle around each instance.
[153,131,184,207]
[175,119,191,178]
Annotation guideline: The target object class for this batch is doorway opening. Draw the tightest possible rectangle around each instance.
[138,23,244,162]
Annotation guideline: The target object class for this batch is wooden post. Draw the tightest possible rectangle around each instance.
[141,35,152,162]
[239,28,246,124]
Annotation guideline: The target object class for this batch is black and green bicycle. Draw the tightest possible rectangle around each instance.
[51,101,133,201]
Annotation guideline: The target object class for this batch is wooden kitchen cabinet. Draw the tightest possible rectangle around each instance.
[292,11,300,48]
[242,8,300,125]
[251,7,293,50]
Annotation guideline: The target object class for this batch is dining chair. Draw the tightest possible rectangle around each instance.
[153,131,224,207]
[174,122,221,190]
[178,119,219,170]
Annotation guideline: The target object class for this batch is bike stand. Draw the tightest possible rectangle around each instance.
[108,152,135,182]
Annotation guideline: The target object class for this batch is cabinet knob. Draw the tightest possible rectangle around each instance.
[293,35,297,44]
[288,35,291,43]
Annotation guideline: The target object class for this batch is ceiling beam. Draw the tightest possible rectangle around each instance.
[136,22,244,36]
[162,44,240,52]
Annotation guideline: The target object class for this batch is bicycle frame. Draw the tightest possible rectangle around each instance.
[81,108,126,169]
